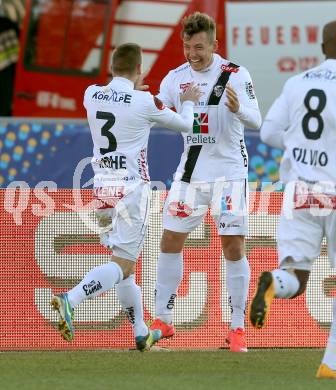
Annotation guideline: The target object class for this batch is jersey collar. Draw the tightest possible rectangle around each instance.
[109,77,134,89]
[323,58,336,68]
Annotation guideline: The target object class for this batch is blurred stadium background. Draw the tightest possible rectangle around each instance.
[0,1,336,388]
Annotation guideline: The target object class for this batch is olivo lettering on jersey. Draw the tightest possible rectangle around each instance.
[187,113,215,144]
[293,148,328,167]
[303,69,336,82]
[98,155,127,169]
[92,90,132,104]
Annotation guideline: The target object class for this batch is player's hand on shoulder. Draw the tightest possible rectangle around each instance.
[225,83,240,113]
[135,71,149,91]
[180,82,202,104]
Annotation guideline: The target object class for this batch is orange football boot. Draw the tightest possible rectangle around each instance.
[149,318,175,339]
[225,328,248,352]
[316,364,336,379]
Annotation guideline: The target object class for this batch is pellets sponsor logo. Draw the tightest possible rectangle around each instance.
[193,113,208,134]
[186,135,216,145]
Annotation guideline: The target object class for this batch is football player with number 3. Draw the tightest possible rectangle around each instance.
[250,21,336,378]
[50,43,201,351]
[148,12,261,352]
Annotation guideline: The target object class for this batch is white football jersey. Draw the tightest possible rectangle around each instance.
[158,53,261,183]
[261,59,336,184]
[83,77,195,187]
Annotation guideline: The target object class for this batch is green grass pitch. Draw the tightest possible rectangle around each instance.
[0,349,334,390]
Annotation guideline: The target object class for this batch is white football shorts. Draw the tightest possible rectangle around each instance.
[162,179,248,235]
[94,182,150,261]
[278,208,336,270]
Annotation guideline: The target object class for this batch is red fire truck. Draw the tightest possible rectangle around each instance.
[13,0,226,118]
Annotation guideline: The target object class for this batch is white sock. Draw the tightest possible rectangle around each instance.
[226,256,250,330]
[67,262,123,308]
[322,300,336,370]
[155,252,183,324]
[115,274,148,338]
[271,269,300,298]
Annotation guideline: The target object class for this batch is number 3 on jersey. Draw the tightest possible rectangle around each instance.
[302,89,326,140]
[96,111,117,154]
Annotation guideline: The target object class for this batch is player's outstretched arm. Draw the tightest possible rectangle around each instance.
[147,84,202,133]
[260,119,285,150]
